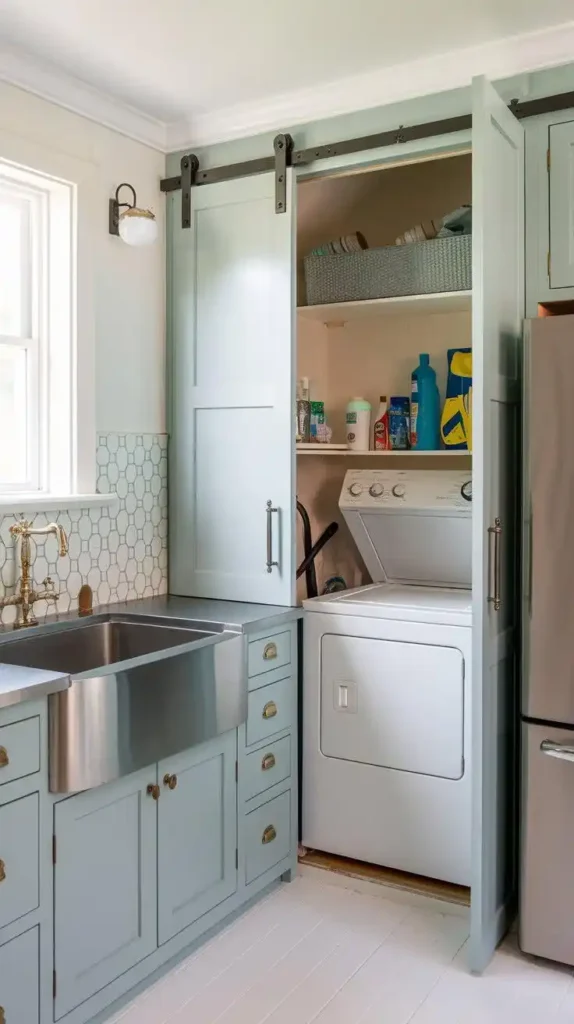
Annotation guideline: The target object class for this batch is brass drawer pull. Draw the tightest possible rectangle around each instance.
[0,1005,5,1023]
[262,825,277,845]
[0,859,5,882]
[262,701,277,719]
[0,747,8,768]
[263,642,277,661]
[146,783,160,800]
[163,773,178,790]
[261,752,276,771]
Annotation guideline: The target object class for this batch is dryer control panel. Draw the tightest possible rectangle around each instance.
[340,469,472,511]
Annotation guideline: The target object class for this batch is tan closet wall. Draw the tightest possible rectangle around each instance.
[297,153,472,304]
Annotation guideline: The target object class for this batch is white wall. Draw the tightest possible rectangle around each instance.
[0,81,166,434]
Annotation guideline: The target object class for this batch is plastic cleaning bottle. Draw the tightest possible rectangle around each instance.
[373,396,390,450]
[346,398,371,450]
[410,354,440,450]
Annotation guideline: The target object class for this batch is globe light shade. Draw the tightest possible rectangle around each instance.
[118,208,158,246]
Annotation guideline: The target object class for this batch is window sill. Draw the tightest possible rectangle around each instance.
[0,493,119,515]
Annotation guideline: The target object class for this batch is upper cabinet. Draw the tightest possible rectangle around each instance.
[525,110,574,313]
[549,120,574,289]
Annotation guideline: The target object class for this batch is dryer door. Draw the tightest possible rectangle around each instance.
[320,634,464,780]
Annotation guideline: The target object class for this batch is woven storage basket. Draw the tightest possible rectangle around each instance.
[303,234,471,305]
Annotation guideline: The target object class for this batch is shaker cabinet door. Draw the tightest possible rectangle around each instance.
[158,732,237,945]
[53,768,158,1019]
[0,927,39,1024]
[549,119,574,288]
[169,170,296,606]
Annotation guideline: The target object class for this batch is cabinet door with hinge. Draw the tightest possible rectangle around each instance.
[157,732,237,945]
[549,119,574,288]
[53,767,158,1020]
[169,169,296,606]
[471,76,524,973]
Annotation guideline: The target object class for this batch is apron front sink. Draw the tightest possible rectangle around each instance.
[0,615,246,793]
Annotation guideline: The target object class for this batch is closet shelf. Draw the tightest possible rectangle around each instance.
[297,290,472,324]
[296,448,471,457]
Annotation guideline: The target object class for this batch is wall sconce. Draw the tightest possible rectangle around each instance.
[109,183,158,246]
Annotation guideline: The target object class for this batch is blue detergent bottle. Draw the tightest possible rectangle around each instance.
[410,353,440,450]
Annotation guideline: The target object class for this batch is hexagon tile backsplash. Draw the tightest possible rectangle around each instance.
[0,433,168,626]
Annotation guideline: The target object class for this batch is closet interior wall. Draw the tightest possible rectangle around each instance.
[296,154,472,601]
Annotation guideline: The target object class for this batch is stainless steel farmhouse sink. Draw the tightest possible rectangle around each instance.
[0,615,246,793]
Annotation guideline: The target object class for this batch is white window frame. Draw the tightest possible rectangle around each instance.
[0,130,115,514]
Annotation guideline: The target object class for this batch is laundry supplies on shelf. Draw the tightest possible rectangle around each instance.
[345,398,371,451]
[410,354,440,450]
[441,348,472,450]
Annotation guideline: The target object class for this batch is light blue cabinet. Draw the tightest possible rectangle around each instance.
[157,732,237,945]
[53,767,158,1019]
[549,119,574,288]
[0,792,39,930]
[0,926,39,1024]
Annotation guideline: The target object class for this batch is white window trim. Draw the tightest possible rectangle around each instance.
[0,127,115,515]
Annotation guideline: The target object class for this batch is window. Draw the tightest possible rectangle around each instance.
[0,160,74,496]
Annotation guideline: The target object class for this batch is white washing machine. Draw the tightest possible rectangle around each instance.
[302,468,472,886]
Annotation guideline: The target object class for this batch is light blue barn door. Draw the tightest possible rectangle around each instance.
[170,171,296,605]
[470,76,524,973]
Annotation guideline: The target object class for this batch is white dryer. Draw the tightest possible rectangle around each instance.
[302,469,472,886]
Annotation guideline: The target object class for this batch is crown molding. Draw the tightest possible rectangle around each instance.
[2,21,574,156]
[0,43,168,152]
[166,19,574,151]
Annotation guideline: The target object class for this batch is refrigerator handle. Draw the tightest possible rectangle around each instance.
[541,740,574,762]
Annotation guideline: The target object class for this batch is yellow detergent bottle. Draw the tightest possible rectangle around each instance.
[441,349,472,451]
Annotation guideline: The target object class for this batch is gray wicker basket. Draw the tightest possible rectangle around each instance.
[303,234,471,305]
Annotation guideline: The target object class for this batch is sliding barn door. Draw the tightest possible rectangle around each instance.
[470,76,524,972]
[170,172,296,605]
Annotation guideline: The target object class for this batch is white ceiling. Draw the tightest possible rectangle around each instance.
[1,0,574,151]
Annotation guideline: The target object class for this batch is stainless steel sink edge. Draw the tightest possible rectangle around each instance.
[70,627,238,681]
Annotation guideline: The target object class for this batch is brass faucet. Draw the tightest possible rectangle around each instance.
[0,520,68,628]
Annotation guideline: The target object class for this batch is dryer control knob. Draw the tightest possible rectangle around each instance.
[392,484,406,497]
[369,484,384,497]
[349,483,363,497]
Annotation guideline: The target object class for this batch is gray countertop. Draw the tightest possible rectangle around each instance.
[0,663,69,709]
[115,595,302,634]
[0,594,302,709]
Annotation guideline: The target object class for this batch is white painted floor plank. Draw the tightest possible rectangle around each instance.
[410,934,573,1024]
[103,873,574,1024]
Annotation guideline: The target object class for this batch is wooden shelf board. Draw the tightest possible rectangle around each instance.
[297,290,472,323]
[296,448,471,457]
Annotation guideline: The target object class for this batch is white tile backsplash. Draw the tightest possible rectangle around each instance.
[0,433,168,625]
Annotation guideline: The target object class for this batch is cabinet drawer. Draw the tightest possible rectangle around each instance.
[0,794,39,931]
[0,927,39,1024]
[245,790,291,885]
[248,631,291,682]
[243,736,291,802]
[246,677,292,747]
[0,717,40,787]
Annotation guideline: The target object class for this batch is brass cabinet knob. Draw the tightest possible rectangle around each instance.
[262,701,277,720]
[261,752,276,771]
[263,642,277,661]
[0,859,5,882]
[146,783,160,800]
[262,825,277,845]
[0,1004,5,1023]
[163,773,178,790]
[0,747,8,768]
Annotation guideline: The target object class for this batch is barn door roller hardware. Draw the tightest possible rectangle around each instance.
[160,88,574,229]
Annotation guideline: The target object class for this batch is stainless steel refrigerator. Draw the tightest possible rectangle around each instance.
[520,313,574,965]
